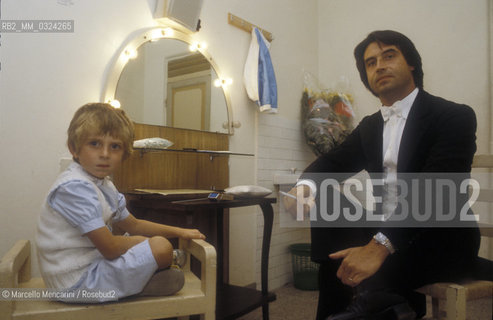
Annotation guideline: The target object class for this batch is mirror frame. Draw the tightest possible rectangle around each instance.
[101,27,234,134]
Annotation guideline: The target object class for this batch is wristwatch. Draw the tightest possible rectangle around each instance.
[373,232,396,254]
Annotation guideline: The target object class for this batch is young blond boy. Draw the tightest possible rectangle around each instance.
[36,103,205,302]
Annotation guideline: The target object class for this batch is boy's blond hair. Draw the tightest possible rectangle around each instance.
[67,103,134,160]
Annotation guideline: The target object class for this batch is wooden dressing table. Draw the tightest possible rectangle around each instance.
[125,192,277,320]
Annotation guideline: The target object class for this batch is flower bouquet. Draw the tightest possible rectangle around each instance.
[301,72,356,156]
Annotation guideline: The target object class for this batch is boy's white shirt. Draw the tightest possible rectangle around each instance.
[36,162,116,289]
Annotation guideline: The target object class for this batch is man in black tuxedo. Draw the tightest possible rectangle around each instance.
[284,30,481,319]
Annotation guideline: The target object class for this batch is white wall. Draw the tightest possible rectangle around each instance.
[201,0,320,287]
[255,115,315,289]
[0,0,156,272]
[0,0,491,291]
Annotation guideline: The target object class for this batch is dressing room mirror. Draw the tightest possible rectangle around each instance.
[104,28,233,134]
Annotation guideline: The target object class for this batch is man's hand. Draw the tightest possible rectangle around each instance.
[281,185,315,219]
[329,240,390,287]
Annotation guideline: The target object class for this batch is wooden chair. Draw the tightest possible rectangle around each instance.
[416,154,493,320]
[0,238,216,320]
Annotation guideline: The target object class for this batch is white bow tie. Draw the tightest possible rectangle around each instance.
[381,103,402,121]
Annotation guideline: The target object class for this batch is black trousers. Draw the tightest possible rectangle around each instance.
[314,227,481,319]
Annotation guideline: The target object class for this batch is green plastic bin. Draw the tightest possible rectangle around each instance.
[289,243,319,290]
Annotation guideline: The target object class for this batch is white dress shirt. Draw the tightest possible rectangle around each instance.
[380,88,419,219]
[295,88,419,252]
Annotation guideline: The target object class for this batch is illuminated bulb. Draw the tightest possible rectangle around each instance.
[213,79,222,87]
[163,27,174,37]
[150,29,164,41]
[189,42,199,52]
[188,41,207,52]
[150,28,174,41]
[108,99,121,109]
[124,49,138,59]
[214,78,233,87]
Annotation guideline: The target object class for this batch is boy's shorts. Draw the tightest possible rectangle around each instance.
[67,239,158,302]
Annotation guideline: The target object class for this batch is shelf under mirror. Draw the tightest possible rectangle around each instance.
[135,147,254,157]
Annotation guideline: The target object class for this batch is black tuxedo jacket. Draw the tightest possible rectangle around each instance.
[303,90,480,261]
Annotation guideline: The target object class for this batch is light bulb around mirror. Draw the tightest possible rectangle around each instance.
[108,99,121,109]
[188,41,207,52]
[150,29,164,41]
[189,42,199,52]
[163,27,174,37]
[150,28,175,41]
[124,49,138,60]
[213,79,222,87]
[214,78,233,87]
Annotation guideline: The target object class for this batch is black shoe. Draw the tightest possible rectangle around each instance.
[326,290,416,320]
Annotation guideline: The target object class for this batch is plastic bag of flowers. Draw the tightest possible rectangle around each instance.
[301,72,356,156]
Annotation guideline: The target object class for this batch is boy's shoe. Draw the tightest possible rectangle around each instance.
[173,249,187,268]
[139,268,185,296]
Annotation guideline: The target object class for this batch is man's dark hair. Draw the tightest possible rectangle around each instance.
[354,30,424,96]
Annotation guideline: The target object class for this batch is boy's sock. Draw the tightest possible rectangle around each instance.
[139,268,185,296]
[173,249,187,268]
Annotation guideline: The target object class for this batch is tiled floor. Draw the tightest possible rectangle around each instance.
[237,283,492,320]
[237,284,318,320]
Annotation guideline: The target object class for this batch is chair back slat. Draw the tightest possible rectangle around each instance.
[471,155,493,240]
[472,154,493,168]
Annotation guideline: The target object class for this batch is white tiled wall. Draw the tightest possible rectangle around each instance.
[255,113,316,290]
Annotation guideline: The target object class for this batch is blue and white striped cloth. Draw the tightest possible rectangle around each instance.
[243,27,278,113]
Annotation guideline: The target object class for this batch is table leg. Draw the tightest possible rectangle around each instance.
[260,203,274,320]
[216,208,224,286]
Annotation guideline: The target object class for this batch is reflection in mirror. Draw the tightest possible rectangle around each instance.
[115,38,229,133]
